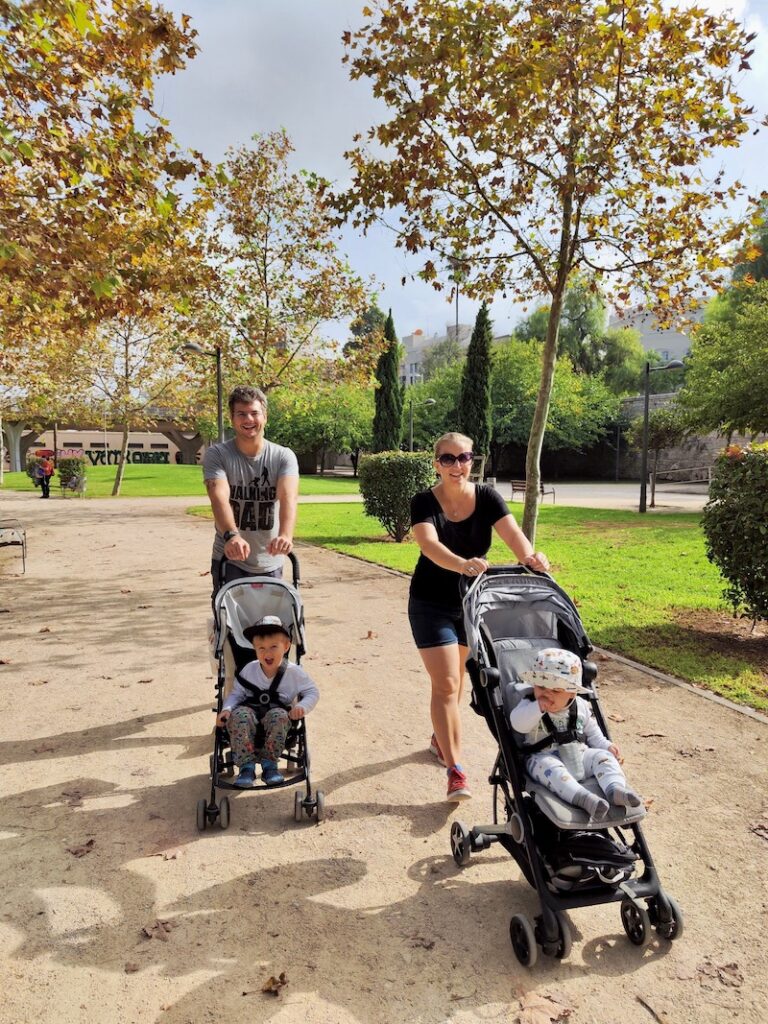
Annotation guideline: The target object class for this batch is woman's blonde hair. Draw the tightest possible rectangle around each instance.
[433,432,474,459]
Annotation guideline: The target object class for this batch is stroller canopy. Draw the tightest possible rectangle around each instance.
[462,567,590,662]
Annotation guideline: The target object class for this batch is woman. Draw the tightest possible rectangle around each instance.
[409,433,550,801]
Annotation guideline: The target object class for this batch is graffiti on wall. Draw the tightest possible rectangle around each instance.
[86,449,170,465]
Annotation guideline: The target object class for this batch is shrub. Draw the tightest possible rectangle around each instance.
[57,455,88,486]
[702,443,768,622]
[359,451,435,542]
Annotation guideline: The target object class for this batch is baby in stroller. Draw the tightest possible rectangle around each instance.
[217,615,319,787]
[511,647,642,821]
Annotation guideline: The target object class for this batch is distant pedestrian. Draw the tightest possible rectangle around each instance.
[36,458,55,499]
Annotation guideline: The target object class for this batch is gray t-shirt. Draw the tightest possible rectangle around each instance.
[202,438,299,573]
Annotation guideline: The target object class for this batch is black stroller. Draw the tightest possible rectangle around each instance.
[196,553,324,830]
[450,565,683,966]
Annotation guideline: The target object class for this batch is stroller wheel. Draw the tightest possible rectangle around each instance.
[510,913,538,967]
[450,821,472,867]
[196,798,208,832]
[315,790,326,823]
[218,796,231,830]
[655,894,684,941]
[554,911,573,960]
[294,790,305,823]
[621,899,651,947]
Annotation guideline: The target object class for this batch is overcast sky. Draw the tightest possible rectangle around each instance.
[156,0,768,343]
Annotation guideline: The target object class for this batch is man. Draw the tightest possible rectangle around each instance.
[203,385,299,596]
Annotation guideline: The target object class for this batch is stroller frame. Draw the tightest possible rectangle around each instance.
[196,552,324,831]
[450,565,682,965]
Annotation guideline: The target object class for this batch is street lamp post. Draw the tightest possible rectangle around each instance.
[639,359,684,513]
[409,397,436,451]
[182,343,224,443]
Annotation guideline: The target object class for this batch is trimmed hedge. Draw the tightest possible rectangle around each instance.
[57,455,88,486]
[702,443,768,622]
[358,450,435,542]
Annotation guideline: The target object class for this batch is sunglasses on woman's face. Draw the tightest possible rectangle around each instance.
[436,451,474,467]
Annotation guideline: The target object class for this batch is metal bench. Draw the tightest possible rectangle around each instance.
[0,518,26,573]
[509,479,556,503]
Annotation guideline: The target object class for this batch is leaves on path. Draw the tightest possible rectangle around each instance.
[31,742,57,754]
[640,732,666,739]
[38,627,51,634]
[409,934,435,949]
[61,789,84,807]
[0,658,11,665]
[261,971,288,996]
[697,958,744,988]
[142,919,176,941]
[66,838,95,858]
[137,678,154,684]
[120,588,132,594]
[608,713,626,722]
[124,963,140,974]
[749,820,768,842]
[28,679,49,686]
[516,991,573,1024]
[363,630,378,639]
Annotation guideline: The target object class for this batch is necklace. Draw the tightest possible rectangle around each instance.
[438,485,472,520]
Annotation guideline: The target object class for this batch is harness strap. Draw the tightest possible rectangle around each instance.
[234,660,292,717]
[521,698,585,755]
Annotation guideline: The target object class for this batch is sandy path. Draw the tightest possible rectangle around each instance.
[0,492,766,1024]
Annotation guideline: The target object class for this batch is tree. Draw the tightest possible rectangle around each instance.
[626,406,687,507]
[678,281,768,438]
[420,335,463,381]
[198,131,367,394]
[372,310,403,451]
[458,302,493,463]
[733,200,768,283]
[0,0,202,339]
[345,301,387,358]
[340,0,762,542]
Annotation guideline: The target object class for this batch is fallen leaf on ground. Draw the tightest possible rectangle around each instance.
[137,678,154,684]
[643,797,655,809]
[749,821,768,842]
[38,627,51,634]
[28,680,48,686]
[32,743,56,754]
[124,963,140,974]
[0,658,11,665]
[142,919,175,941]
[120,588,132,594]
[363,630,378,639]
[66,839,95,858]
[199,570,210,576]
[151,848,183,861]
[517,991,573,1024]
[649,685,661,692]
[697,958,744,988]
[61,789,83,806]
[608,713,626,722]
[409,934,435,949]
[640,732,666,738]
[0,609,10,613]
[137,604,151,609]
[261,972,288,996]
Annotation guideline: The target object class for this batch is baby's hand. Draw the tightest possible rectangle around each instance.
[216,710,230,728]
[288,706,305,721]
[609,742,623,763]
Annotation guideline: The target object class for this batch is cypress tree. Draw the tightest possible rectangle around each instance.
[458,302,493,461]
[372,309,404,451]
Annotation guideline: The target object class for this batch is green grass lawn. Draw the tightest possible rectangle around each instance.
[1,465,361,498]
[240,501,764,712]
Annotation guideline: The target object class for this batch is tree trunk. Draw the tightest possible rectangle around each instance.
[522,287,566,543]
[111,426,130,496]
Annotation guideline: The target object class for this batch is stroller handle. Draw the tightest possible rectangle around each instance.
[219,550,301,589]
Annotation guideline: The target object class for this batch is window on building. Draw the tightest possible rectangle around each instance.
[128,442,144,449]
[150,443,169,450]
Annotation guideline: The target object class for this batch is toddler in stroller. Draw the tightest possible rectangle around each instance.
[449,565,682,966]
[196,553,325,830]
[511,647,643,821]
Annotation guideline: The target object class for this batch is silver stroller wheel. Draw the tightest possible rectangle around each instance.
[621,898,651,947]
[294,790,305,823]
[510,913,538,967]
[315,790,325,823]
[450,821,471,867]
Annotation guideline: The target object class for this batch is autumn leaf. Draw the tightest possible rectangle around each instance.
[517,991,573,1024]
[66,839,95,858]
[261,972,288,996]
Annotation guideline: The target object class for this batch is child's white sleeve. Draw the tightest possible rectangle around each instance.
[510,698,543,734]
[293,666,320,713]
[582,703,612,749]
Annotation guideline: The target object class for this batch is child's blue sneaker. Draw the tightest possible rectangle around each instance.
[235,763,257,787]
[261,760,284,786]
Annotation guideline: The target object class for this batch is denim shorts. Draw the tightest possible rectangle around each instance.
[408,595,467,650]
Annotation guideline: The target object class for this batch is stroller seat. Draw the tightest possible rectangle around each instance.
[501,668,646,831]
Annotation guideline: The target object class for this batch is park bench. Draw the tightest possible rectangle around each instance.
[510,479,556,503]
[60,474,87,497]
[0,518,26,573]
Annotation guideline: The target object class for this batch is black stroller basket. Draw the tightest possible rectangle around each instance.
[451,565,683,966]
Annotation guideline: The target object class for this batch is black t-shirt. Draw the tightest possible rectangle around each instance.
[409,484,511,608]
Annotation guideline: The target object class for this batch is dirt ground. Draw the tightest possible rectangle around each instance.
[0,491,767,1024]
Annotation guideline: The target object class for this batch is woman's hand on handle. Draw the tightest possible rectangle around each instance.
[524,551,550,572]
[462,557,489,577]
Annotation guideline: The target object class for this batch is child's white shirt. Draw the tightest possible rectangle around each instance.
[509,695,612,752]
[222,660,319,714]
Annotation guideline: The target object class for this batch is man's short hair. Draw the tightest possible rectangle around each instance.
[228,385,268,416]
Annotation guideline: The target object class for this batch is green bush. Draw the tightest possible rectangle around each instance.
[359,451,435,542]
[702,443,768,622]
[57,455,88,486]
